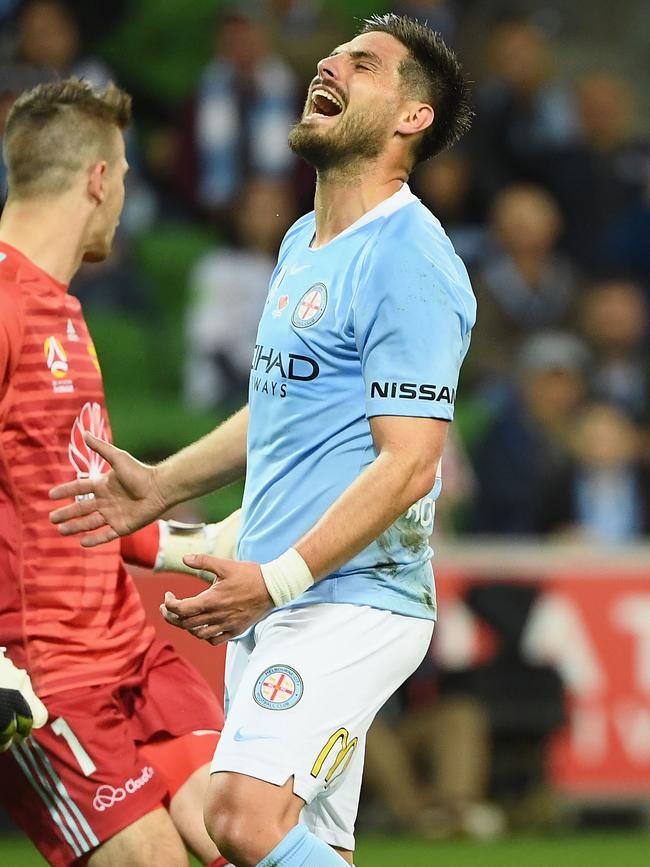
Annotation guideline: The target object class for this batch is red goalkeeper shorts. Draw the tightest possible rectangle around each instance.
[0,639,223,867]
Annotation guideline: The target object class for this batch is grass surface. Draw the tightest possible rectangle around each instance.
[2,832,650,867]
[355,833,650,866]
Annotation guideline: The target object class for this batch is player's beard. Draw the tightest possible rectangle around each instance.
[288,103,393,174]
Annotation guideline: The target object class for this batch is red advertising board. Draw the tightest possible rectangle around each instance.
[433,545,650,797]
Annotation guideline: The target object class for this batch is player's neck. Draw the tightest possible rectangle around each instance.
[311,168,406,248]
[0,197,88,284]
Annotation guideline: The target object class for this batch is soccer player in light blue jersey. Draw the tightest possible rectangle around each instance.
[50,14,475,867]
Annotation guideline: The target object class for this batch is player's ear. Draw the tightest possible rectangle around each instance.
[396,101,434,139]
[87,161,108,205]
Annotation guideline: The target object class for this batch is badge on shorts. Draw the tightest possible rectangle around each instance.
[253,665,303,711]
[291,283,327,329]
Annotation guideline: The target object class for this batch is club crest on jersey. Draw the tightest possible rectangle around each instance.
[291,283,327,329]
[44,336,74,393]
[253,665,303,710]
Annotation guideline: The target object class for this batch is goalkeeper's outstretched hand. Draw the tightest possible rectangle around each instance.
[0,650,48,751]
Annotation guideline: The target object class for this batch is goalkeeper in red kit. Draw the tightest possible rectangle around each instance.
[0,79,237,867]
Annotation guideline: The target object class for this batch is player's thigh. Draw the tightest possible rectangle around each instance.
[214,604,433,850]
[87,806,188,867]
[140,731,221,861]
[169,761,221,863]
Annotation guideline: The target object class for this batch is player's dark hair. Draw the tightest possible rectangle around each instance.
[358,13,473,166]
[3,79,131,198]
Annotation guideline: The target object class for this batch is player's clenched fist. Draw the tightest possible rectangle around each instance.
[0,649,48,751]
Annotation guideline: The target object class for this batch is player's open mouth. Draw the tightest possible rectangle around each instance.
[308,88,344,118]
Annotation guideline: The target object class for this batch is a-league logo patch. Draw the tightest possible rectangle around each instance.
[291,283,328,329]
[253,665,303,710]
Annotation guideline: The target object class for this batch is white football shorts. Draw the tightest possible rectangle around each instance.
[211,603,433,850]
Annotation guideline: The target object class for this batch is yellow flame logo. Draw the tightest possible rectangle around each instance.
[43,336,68,379]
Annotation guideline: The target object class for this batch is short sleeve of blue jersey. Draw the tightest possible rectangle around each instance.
[353,207,476,421]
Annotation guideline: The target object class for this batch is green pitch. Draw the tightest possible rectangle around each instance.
[2,832,649,866]
[356,833,650,866]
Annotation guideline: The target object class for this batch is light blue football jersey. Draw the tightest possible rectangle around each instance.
[236,184,476,620]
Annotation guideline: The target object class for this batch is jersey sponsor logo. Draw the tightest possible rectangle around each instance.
[310,727,358,788]
[291,283,327,329]
[44,336,74,393]
[253,665,303,711]
[370,381,456,404]
[251,343,320,397]
[69,402,109,481]
[251,377,288,398]
[251,345,320,381]
[250,344,320,399]
[92,765,155,812]
[272,294,289,318]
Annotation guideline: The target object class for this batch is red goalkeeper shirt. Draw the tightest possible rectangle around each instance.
[0,241,155,698]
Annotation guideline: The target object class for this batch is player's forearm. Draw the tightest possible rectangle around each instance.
[154,406,248,508]
[294,449,439,581]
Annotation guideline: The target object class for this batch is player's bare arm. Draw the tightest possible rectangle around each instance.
[295,414,448,577]
[49,405,249,545]
[161,414,448,643]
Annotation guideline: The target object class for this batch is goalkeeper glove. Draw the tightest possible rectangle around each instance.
[0,649,48,751]
[121,510,241,582]
[155,509,241,581]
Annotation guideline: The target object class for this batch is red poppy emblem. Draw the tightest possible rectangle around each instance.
[273,294,289,318]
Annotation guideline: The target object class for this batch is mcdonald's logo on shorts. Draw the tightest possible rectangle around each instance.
[310,727,358,788]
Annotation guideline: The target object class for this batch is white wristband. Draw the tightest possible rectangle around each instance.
[260,548,314,608]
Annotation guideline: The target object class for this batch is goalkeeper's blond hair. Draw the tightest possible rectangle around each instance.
[3,78,131,200]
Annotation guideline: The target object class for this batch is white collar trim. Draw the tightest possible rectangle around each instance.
[311,183,417,247]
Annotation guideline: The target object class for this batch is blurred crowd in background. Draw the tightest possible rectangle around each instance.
[2,0,650,842]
